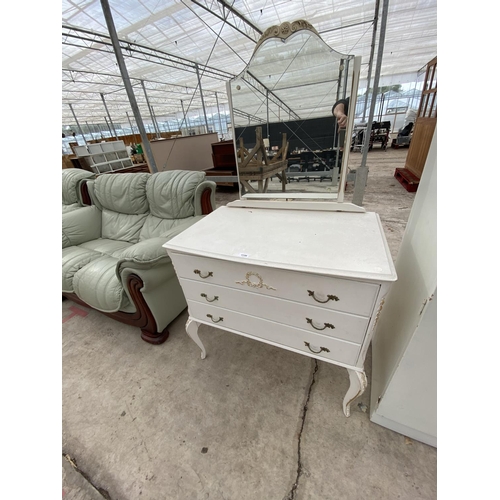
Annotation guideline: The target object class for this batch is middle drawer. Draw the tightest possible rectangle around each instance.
[179,278,370,345]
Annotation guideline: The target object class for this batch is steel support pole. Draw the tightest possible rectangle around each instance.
[69,103,87,145]
[152,106,162,135]
[180,100,191,133]
[85,121,95,141]
[363,0,380,122]
[100,93,119,139]
[266,90,270,141]
[352,0,389,207]
[104,116,111,138]
[195,64,209,133]
[180,100,187,133]
[125,111,137,144]
[97,123,104,139]
[100,0,158,172]
[215,92,224,137]
[141,80,160,138]
[336,59,343,102]
[343,58,350,99]
[211,110,218,135]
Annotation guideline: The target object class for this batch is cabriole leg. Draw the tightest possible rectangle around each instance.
[342,368,368,417]
[186,317,206,359]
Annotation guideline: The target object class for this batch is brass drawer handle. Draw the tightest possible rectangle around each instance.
[201,293,219,303]
[307,290,339,303]
[207,314,223,323]
[304,342,330,354]
[194,269,213,279]
[306,318,335,331]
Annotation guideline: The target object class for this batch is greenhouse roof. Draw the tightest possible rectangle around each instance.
[62,0,437,127]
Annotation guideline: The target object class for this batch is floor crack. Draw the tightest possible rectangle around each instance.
[283,359,319,500]
[63,453,112,499]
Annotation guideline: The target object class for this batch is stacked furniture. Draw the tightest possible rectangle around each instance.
[73,140,136,173]
[236,127,288,193]
[62,170,216,344]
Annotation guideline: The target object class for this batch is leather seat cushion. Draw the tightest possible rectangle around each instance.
[73,255,132,312]
[62,246,104,293]
[79,238,133,256]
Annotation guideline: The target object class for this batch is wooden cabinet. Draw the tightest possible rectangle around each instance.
[204,140,238,187]
[163,204,397,416]
[395,57,437,192]
[211,140,237,170]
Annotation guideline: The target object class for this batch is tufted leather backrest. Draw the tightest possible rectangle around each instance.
[140,170,207,241]
[92,173,150,243]
[89,170,207,243]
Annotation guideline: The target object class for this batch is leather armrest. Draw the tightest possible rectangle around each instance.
[115,216,204,279]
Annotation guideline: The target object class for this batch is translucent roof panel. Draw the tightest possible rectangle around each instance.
[62,0,437,127]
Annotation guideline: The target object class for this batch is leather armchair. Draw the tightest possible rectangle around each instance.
[62,170,216,344]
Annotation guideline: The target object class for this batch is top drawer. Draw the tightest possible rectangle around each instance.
[169,252,379,317]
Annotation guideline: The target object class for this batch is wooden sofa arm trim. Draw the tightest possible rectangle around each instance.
[62,273,169,345]
[201,187,214,215]
[80,182,92,206]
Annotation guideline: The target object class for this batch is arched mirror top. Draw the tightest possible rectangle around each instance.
[227,20,362,211]
[252,19,320,53]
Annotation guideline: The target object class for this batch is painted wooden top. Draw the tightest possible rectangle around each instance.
[163,206,397,282]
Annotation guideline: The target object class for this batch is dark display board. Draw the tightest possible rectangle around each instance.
[234,116,337,154]
[234,116,341,168]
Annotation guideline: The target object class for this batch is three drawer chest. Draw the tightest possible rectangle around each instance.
[163,203,397,416]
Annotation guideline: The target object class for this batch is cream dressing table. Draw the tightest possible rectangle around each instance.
[163,20,397,416]
[163,201,396,416]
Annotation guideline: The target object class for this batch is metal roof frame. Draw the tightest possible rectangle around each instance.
[62,0,437,129]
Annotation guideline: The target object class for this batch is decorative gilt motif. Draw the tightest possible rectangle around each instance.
[253,19,319,54]
[235,271,276,291]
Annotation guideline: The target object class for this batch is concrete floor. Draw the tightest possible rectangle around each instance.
[62,146,436,499]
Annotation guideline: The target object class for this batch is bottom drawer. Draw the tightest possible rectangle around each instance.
[187,300,361,366]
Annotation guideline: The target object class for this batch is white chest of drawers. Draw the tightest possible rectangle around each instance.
[163,204,397,416]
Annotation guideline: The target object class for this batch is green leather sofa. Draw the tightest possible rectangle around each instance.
[62,169,95,213]
[62,170,216,344]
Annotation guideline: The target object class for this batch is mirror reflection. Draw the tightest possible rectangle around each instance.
[228,21,356,199]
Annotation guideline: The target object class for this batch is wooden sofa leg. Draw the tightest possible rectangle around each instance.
[140,327,170,345]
